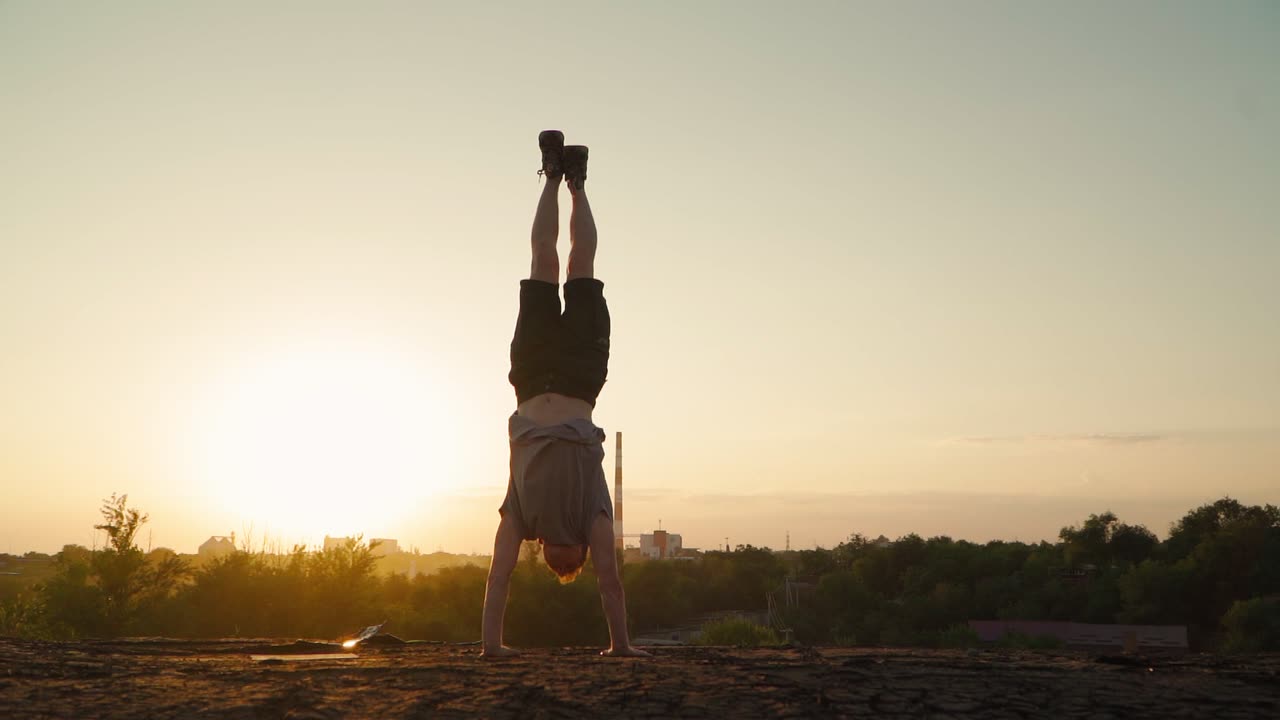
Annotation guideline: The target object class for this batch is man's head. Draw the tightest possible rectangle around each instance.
[541,542,588,583]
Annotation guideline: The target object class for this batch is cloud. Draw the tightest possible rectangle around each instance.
[1045,433,1165,445]
[940,427,1280,447]
[941,432,1166,446]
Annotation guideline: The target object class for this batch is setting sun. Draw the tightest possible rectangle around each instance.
[188,343,460,546]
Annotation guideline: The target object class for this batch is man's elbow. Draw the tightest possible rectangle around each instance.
[486,567,513,590]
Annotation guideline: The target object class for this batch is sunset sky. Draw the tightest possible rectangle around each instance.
[2,2,1277,555]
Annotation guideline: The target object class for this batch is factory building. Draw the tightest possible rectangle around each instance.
[640,530,683,560]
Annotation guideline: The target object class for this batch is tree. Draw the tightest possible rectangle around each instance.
[1108,523,1158,566]
[623,561,694,630]
[38,495,188,637]
[91,494,192,634]
[1059,512,1117,567]
[1060,511,1157,568]
[38,545,106,638]
[1166,498,1280,561]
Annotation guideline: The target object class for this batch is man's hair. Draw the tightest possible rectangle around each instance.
[542,542,589,584]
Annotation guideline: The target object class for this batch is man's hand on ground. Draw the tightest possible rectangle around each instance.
[601,646,652,658]
[480,645,521,659]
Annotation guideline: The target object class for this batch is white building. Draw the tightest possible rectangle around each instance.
[639,530,682,560]
[323,535,353,551]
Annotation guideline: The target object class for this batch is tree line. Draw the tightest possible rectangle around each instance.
[1,494,1277,651]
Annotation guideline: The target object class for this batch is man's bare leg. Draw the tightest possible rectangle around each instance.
[531,175,561,284]
[566,180,596,280]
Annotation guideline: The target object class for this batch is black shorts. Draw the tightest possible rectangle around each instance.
[509,278,611,406]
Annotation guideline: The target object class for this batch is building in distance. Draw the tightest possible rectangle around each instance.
[324,536,400,556]
[198,535,236,558]
[640,529,683,560]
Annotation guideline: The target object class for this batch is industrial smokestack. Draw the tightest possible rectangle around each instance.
[614,431,623,551]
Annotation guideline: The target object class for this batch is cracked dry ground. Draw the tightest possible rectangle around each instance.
[1,639,1278,719]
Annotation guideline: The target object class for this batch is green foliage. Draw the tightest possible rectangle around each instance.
[1166,498,1280,562]
[935,623,980,649]
[30,499,191,638]
[0,591,50,639]
[177,538,386,639]
[997,631,1064,650]
[695,617,780,647]
[1059,512,1157,569]
[389,565,486,642]
[504,556,607,647]
[1117,559,1193,624]
[1221,597,1280,653]
[812,570,879,643]
[10,494,1280,652]
[622,560,695,630]
[37,546,105,638]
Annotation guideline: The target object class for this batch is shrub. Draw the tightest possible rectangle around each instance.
[1221,597,1280,652]
[997,631,1064,650]
[695,617,779,647]
[0,592,50,639]
[936,623,980,649]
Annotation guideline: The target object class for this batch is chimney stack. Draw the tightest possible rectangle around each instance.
[614,431,623,551]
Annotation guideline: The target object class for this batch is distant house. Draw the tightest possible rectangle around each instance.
[323,536,353,551]
[370,538,400,556]
[969,620,1188,652]
[198,535,236,557]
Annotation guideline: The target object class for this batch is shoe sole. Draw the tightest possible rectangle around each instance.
[539,130,564,150]
[538,130,565,177]
[564,145,588,185]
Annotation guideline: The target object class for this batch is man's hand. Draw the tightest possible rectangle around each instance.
[589,514,642,654]
[481,514,523,656]
[481,645,522,659]
[601,645,651,658]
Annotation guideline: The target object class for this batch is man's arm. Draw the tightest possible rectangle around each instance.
[589,512,650,657]
[481,513,523,657]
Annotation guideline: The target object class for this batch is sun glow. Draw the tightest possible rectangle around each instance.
[190,343,460,545]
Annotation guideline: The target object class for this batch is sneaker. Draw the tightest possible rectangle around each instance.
[538,130,565,178]
[564,145,588,189]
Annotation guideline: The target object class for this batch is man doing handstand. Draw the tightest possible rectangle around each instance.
[480,131,648,658]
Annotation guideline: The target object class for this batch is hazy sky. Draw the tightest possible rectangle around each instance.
[3,1,1277,555]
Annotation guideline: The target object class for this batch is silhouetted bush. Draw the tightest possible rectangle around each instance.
[936,623,980,649]
[997,631,1064,650]
[695,618,779,647]
[1221,597,1280,653]
[8,495,1277,651]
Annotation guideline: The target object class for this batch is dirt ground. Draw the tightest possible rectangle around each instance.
[2,637,1278,719]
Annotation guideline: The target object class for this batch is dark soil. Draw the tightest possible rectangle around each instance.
[2,638,1277,719]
